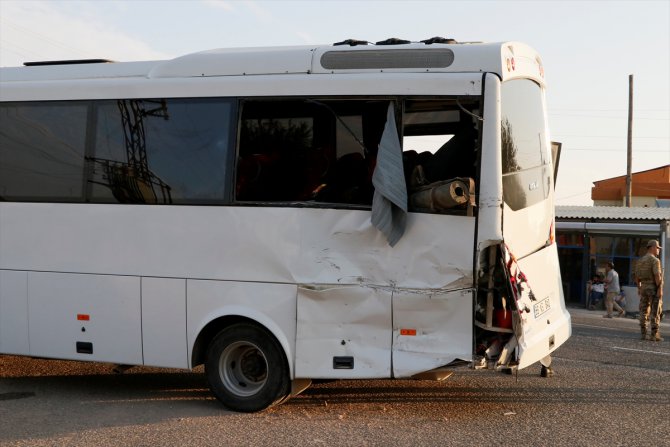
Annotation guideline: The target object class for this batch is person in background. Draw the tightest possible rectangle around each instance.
[634,240,664,341]
[604,261,625,318]
[588,273,605,310]
[614,290,627,315]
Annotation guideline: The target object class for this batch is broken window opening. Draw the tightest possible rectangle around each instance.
[402,98,480,216]
[474,245,521,372]
[235,97,481,218]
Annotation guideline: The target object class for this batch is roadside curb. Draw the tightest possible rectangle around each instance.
[567,306,669,328]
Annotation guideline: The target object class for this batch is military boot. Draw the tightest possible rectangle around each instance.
[641,330,648,340]
[651,333,663,342]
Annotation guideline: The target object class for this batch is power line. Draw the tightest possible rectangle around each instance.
[564,148,669,152]
[556,190,591,200]
[0,19,97,60]
[548,114,669,121]
[553,134,668,139]
[549,108,669,112]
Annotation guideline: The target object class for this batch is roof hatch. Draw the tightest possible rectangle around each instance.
[320,48,455,70]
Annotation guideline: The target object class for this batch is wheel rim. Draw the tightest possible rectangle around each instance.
[218,341,268,397]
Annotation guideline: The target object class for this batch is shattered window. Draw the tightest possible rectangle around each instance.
[235,97,481,216]
[402,99,480,215]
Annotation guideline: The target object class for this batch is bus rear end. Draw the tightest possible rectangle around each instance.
[476,63,571,371]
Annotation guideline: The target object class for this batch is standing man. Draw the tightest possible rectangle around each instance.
[634,240,664,341]
[604,261,624,318]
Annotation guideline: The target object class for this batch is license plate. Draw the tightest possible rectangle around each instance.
[533,297,551,318]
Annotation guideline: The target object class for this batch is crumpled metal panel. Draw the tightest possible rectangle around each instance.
[295,285,392,378]
[0,204,474,290]
[295,210,475,290]
[507,244,572,369]
[392,288,473,377]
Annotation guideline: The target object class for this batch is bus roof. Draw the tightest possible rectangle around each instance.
[0,40,545,86]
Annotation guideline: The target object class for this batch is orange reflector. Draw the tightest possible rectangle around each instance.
[77,314,90,321]
[400,329,417,336]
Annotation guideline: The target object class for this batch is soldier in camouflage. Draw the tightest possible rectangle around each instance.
[634,240,663,341]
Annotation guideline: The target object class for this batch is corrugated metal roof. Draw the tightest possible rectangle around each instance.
[556,205,670,221]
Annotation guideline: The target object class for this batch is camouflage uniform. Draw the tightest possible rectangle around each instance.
[635,253,663,339]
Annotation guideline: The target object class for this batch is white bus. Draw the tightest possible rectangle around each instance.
[0,38,571,412]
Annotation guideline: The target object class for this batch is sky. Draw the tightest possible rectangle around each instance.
[1,0,668,206]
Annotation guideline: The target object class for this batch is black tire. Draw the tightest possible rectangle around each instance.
[205,323,290,412]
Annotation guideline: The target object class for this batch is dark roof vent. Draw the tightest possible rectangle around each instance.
[23,59,115,67]
[375,38,411,45]
[333,39,369,47]
[421,37,458,45]
[321,48,454,70]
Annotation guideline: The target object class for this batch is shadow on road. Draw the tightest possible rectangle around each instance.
[287,375,665,409]
[0,366,227,442]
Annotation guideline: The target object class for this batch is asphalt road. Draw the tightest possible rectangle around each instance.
[1,308,669,447]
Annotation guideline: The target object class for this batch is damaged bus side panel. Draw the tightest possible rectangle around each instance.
[294,212,476,379]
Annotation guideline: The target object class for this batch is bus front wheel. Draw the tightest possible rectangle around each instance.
[205,323,290,412]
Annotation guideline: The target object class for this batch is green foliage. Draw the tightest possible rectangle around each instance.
[240,118,312,154]
[501,118,520,174]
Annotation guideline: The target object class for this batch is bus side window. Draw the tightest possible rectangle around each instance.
[316,152,370,205]
[315,101,386,206]
[235,101,315,202]
[0,102,88,202]
[90,98,232,205]
[402,99,480,215]
[420,118,477,183]
[236,99,387,207]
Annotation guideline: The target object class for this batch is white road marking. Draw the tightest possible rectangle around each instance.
[572,323,622,330]
[611,346,670,356]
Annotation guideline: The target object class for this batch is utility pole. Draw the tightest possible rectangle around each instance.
[625,74,633,207]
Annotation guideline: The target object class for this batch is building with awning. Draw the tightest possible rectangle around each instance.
[555,206,669,306]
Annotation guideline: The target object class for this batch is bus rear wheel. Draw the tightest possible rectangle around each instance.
[205,323,290,412]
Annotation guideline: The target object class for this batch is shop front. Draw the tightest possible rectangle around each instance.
[555,207,669,307]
